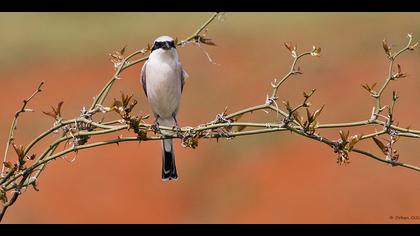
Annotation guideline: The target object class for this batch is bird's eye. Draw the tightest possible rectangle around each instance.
[152,42,161,52]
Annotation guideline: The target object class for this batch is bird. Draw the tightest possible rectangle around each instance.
[140,36,188,181]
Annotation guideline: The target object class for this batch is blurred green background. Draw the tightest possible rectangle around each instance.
[1,13,420,223]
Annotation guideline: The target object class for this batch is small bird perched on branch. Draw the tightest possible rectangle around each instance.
[140,36,189,181]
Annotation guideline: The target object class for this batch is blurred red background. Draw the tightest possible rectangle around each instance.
[1,13,420,223]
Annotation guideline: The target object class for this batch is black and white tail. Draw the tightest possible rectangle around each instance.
[162,138,178,181]
[159,117,178,181]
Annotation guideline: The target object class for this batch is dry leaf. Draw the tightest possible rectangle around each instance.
[282,101,292,112]
[311,46,321,57]
[312,105,325,121]
[236,125,247,132]
[199,36,216,46]
[382,39,391,57]
[43,101,64,119]
[372,137,387,155]
[339,130,349,142]
[3,161,13,169]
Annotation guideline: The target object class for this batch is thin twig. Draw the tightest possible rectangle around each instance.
[2,81,44,177]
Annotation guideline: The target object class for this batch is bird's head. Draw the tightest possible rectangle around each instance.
[151,36,176,52]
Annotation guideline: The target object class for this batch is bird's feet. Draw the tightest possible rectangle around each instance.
[151,121,161,134]
[172,124,182,137]
[171,116,182,136]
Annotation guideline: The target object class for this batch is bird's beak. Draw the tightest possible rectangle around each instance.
[163,42,171,50]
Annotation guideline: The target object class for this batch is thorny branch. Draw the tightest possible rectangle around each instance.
[1,13,420,222]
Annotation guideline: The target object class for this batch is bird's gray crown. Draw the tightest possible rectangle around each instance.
[152,35,176,52]
[154,35,174,42]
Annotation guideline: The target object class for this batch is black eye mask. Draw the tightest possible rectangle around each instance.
[168,41,176,48]
[151,40,176,52]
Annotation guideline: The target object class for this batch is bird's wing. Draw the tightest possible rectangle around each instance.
[180,64,189,93]
[140,60,148,97]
